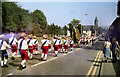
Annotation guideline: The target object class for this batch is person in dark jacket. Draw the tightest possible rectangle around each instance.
[111,38,120,63]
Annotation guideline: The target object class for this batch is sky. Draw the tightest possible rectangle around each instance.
[17,2,118,27]
[9,0,118,2]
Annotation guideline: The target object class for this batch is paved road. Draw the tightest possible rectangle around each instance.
[1,46,102,76]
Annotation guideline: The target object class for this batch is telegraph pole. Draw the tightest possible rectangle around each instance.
[81,14,88,35]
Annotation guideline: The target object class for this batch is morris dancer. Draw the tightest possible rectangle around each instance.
[27,35,34,60]
[18,33,28,70]
[63,37,68,53]
[41,35,49,61]
[53,35,59,57]
[9,32,18,60]
[80,37,83,47]
[0,34,11,67]
[48,37,52,52]
[58,37,62,53]
[70,38,74,51]
[33,36,38,55]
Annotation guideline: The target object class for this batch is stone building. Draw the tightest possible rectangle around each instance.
[108,17,120,43]
[108,1,120,43]
[83,17,98,36]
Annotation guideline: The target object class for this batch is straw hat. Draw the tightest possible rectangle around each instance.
[0,34,5,39]
[19,33,26,37]
[43,34,48,39]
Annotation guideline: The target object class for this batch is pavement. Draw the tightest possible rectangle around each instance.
[0,45,102,77]
[95,40,120,77]
[100,53,120,77]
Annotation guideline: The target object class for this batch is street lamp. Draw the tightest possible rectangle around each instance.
[81,14,88,35]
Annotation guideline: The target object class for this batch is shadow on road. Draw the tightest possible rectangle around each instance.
[9,63,19,67]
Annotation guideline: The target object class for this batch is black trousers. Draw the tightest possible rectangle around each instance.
[1,50,8,60]
[112,53,117,62]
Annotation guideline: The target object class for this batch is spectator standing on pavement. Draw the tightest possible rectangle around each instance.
[104,38,111,62]
[111,38,120,63]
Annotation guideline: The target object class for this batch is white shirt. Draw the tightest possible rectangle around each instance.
[33,39,38,44]
[64,40,68,45]
[9,37,18,45]
[84,38,87,42]
[41,39,49,46]
[104,41,111,48]
[88,39,91,42]
[0,40,11,50]
[70,40,74,44]
[48,40,51,44]
[18,39,28,50]
[27,39,35,46]
[53,39,59,45]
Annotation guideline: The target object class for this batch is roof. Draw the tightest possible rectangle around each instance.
[83,25,94,31]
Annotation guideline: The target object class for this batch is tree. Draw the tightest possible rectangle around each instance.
[68,19,81,37]
[2,2,65,37]
[63,25,68,36]
[48,23,63,36]
[77,24,83,34]
[98,27,105,34]
[58,26,63,35]
[2,2,29,32]
[30,9,47,35]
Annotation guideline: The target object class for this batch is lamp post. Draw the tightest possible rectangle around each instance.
[81,14,88,35]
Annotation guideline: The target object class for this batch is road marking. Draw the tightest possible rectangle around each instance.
[76,48,81,50]
[32,57,58,67]
[4,73,13,77]
[32,50,76,67]
[86,51,101,77]
[4,48,80,76]
[91,52,102,76]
